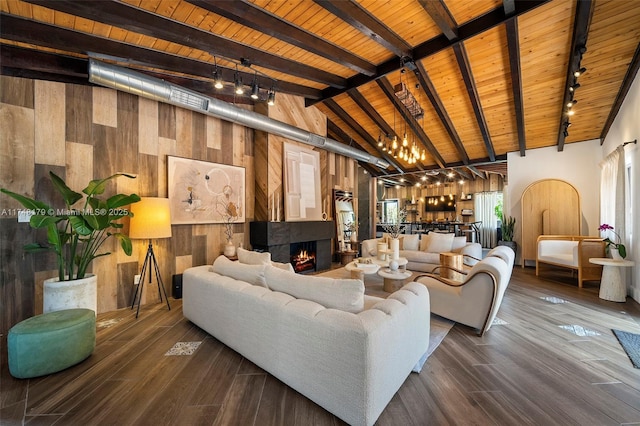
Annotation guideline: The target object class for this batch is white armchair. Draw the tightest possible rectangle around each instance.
[414,251,514,336]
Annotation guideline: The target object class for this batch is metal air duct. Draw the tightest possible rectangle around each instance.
[88,60,389,169]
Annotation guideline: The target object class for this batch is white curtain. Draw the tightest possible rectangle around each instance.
[474,191,499,248]
[600,146,626,247]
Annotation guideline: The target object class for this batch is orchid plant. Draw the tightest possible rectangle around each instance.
[598,223,627,259]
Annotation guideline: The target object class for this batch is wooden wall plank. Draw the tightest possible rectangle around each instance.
[175,254,193,275]
[92,124,118,180]
[117,92,139,174]
[116,261,138,309]
[92,86,117,128]
[158,102,176,139]
[34,80,65,166]
[191,112,206,161]
[176,108,193,158]
[158,137,177,198]
[0,76,33,108]
[65,142,93,202]
[0,103,35,204]
[138,97,159,155]
[221,120,234,165]
[66,84,93,144]
[206,115,222,149]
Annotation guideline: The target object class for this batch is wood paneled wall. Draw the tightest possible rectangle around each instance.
[0,77,358,334]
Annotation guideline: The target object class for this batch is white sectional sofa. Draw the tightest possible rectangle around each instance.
[182,252,431,426]
[361,232,482,272]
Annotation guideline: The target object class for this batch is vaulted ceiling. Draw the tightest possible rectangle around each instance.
[2,0,639,184]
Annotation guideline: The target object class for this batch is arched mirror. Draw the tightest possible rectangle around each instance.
[334,189,355,250]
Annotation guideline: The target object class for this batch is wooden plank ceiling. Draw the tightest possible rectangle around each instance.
[1,0,639,184]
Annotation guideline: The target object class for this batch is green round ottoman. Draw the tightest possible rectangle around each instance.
[8,308,96,379]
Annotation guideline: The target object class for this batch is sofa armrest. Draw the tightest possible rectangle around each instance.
[414,272,465,287]
[454,243,482,265]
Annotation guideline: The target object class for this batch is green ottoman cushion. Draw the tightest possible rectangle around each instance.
[8,308,96,379]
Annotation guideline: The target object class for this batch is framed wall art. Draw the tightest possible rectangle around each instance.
[283,142,322,222]
[168,156,245,225]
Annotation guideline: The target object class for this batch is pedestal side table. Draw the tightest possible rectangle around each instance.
[440,252,464,281]
[378,269,412,293]
[589,258,634,302]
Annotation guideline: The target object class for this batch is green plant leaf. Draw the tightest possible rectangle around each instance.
[69,215,93,235]
[107,193,141,210]
[0,189,50,211]
[619,245,627,258]
[29,215,62,228]
[115,233,133,256]
[23,243,50,253]
[49,172,83,206]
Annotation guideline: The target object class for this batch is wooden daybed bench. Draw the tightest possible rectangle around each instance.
[536,235,605,288]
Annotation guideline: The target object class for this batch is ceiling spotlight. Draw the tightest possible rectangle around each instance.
[447,172,454,178]
[250,75,259,100]
[421,175,427,181]
[564,121,572,128]
[399,178,405,182]
[213,69,224,89]
[415,182,421,187]
[566,99,578,108]
[267,88,276,106]
[574,67,587,78]
[569,83,581,92]
[234,71,244,95]
[395,185,401,189]
[567,109,575,116]
[459,179,464,185]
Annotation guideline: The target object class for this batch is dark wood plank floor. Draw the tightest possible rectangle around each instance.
[2,265,640,425]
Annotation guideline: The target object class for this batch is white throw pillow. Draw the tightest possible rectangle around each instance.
[212,255,268,287]
[271,261,295,273]
[420,232,454,253]
[237,247,271,265]
[451,236,467,251]
[402,234,420,251]
[264,265,365,313]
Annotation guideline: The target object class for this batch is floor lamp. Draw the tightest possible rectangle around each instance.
[129,197,172,318]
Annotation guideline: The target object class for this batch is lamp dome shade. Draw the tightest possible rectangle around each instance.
[129,197,172,239]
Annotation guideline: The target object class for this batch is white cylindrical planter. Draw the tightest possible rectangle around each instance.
[43,274,97,314]
[389,238,400,260]
[377,242,388,261]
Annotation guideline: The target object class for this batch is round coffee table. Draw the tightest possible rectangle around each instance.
[378,268,412,293]
[371,256,408,271]
[589,257,634,302]
[345,261,380,281]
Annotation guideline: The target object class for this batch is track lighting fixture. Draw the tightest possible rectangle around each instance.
[267,88,276,106]
[564,121,572,128]
[566,99,577,108]
[234,65,244,95]
[569,83,581,92]
[250,73,259,100]
[574,67,587,78]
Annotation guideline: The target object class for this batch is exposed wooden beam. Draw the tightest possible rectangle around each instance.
[466,165,486,179]
[377,77,446,168]
[418,0,458,41]
[187,0,376,76]
[600,42,640,142]
[452,43,496,162]
[505,19,526,156]
[324,99,405,174]
[0,44,87,78]
[310,0,550,105]
[23,0,346,89]
[327,121,384,176]
[414,61,470,164]
[503,0,517,16]
[311,0,411,58]
[347,89,399,141]
[0,14,321,100]
[557,0,594,151]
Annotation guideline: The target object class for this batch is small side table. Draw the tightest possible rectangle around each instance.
[589,258,634,302]
[440,252,464,281]
[378,269,412,293]
[339,250,358,266]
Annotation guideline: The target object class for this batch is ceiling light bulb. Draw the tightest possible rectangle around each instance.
[421,152,426,161]
[415,183,421,187]
[267,90,276,106]
[402,133,408,147]
[567,99,577,108]
[234,73,244,95]
[213,69,224,89]
[569,83,581,92]
[567,109,575,116]
[421,175,427,181]
[574,67,587,78]
[250,80,259,100]
[459,179,464,185]
[392,139,398,149]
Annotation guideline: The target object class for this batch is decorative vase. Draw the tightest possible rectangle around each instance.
[389,260,399,272]
[389,237,400,260]
[610,247,623,260]
[43,274,97,314]
[350,231,358,243]
[224,240,236,257]
[377,242,388,261]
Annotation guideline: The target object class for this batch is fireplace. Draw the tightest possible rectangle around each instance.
[250,221,334,272]
[290,242,317,273]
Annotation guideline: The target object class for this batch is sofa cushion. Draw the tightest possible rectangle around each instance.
[237,247,271,265]
[362,238,383,257]
[402,234,420,251]
[420,232,454,253]
[451,236,467,251]
[271,261,295,272]
[211,255,268,287]
[264,265,365,313]
[400,250,440,264]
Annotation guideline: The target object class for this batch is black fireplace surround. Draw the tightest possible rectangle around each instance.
[250,221,334,272]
